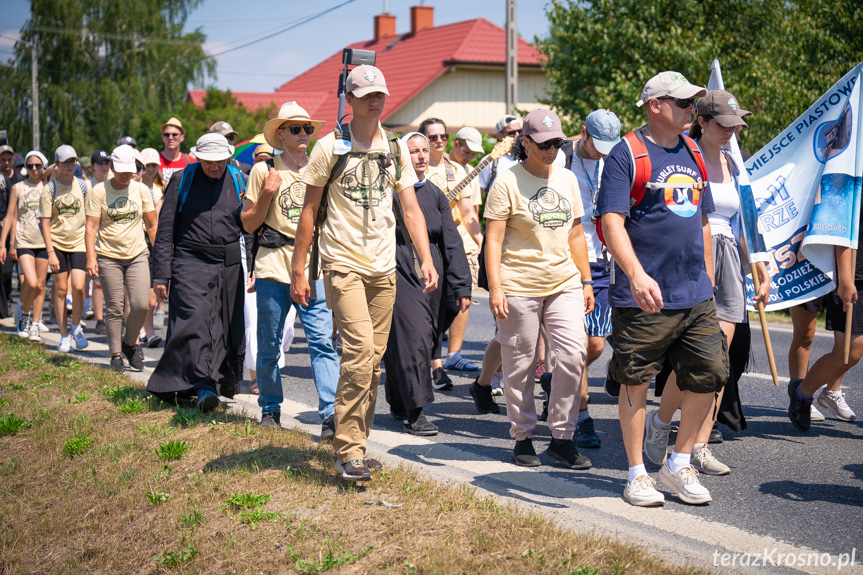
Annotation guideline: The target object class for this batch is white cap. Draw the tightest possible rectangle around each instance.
[139,148,160,165]
[110,144,138,174]
[454,127,484,153]
[54,145,78,163]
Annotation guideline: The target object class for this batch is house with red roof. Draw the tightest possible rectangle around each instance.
[187,5,551,134]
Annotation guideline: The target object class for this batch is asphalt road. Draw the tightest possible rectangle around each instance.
[12,287,862,573]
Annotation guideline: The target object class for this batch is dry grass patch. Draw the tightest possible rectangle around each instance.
[0,335,711,574]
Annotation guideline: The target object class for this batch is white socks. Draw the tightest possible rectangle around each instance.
[667,450,691,473]
[628,464,648,484]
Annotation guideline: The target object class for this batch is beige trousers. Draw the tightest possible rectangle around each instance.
[496,286,587,441]
[324,269,396,463]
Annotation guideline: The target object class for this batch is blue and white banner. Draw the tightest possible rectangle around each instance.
[740,62,863,310]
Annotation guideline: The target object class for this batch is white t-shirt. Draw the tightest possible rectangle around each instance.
[707,181,739,239]
[569,140,604,262]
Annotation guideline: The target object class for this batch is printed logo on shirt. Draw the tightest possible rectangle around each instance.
[529,187,572,229]
[107,197,139,224]
[427,170,450,192]
[23,190,41,211]
[656,165,702,218]
[55,193,82,217]
[278,181,305,222]
[339,158,393,208]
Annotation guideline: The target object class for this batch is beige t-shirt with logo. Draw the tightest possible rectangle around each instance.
[86,180,155,260]
[40,178,91,252]
[428,159,482,255]
[303,126,419,277]
[483,164,584,297]
[13,180,46,249]
[245,155,310,282]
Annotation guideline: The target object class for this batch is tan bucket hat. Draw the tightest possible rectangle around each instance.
[160,117,186,135]
[264,102,325,148]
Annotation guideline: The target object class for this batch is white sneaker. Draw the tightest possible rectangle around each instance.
[692,445,730,476]
[643,409,671,465]
[57,335,72,353]
[71,324,89,350]
[623,474,665,507]
[810,404,826,422]
[817,389,856,422]
[490,370,503,396]
[659,462,712,504]
[84,308,95,320]
[65,295,73,311]
[38,321,49,333]
[28,322,41,342]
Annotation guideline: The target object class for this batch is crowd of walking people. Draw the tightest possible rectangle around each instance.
[0,65,859,506]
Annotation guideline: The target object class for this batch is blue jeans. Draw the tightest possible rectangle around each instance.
[256,277,338,421]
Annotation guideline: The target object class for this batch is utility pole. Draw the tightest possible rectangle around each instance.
[505,0,517,115]
[30,37,39,151]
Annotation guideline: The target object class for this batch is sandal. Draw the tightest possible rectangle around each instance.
[249,380,259,395]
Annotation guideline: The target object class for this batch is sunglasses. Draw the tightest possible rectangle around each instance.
[528,137,565,151]
[282,124,315,136]
[503,129,522,137]
[427,134,449,142]
[25,163,43,170]
[162,132,182,138]
[136,164,145,172]
[658,97,696,109]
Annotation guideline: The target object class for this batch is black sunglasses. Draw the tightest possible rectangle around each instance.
[282,124,315,136]
[162,132,182,138]
[658,97,696,109]
[427,134,449,142]
[528,136,565,151]
[136,164,145,172]
[25,163,43,169]
[503,129,522,137]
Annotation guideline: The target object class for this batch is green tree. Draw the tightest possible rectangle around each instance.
[155,89,277,152]
[0,0,214,156]
[538,0,863,151]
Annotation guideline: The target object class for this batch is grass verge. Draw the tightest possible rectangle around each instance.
[0,334,710,574]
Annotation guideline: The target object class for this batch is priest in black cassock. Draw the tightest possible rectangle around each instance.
[147,133,252,412]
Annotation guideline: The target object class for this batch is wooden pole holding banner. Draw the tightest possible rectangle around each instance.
[708,58,780,384]
[750,263,780,385]
[844,248,857,363]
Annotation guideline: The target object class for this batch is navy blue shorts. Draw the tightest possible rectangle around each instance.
[54,250,86,274]
[17,247,48,260]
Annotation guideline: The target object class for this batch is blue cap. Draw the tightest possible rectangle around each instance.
[585,109,621,155]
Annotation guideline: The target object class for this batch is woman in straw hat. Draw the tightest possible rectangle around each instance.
[241,102,338,437]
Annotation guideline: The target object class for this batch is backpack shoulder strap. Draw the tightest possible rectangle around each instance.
[176,163,198,214]
[624,130,652,208]
[48,180,57,202]
[324,124,351,196]
[265,158,275,169]
[681,134,708,185]
[443,158,455,184]
[76,177,88,199]
[384,128,402,180]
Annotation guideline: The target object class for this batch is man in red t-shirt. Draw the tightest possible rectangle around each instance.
[159,117,196,182]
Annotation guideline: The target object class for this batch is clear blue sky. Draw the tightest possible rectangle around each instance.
[0,0,554,93]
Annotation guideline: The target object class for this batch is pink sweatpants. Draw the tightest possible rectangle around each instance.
[495,286,587,441]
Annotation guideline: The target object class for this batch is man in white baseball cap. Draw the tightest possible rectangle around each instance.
[595,71,723,508]
[148,131,250,414]
[292,63,438,482]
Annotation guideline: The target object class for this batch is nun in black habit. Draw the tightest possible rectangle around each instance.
[147,133,252,411]
[383,133,472,435]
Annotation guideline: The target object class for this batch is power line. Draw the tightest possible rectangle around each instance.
[209,0,356,57]
[26,25,202,47]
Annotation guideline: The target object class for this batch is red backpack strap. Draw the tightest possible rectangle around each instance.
[625,130,652,208]
[595,129,652,247]
[681,134,708,189]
